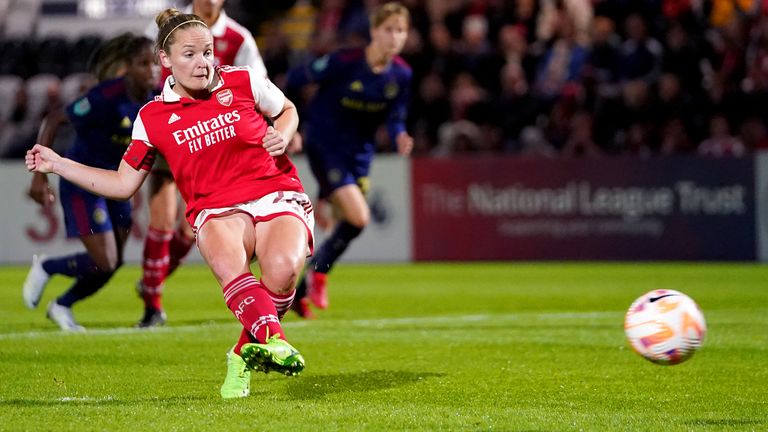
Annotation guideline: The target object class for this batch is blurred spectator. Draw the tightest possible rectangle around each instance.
[0,76,62,158]
[652,73,704,143]
[662,21,706,94]
[432,119,484,156]
[496,61,541,152]
[743,15,768,95]
[427,22,463,84]
[260,25,292,85]
[497,23,538,83]
[710,0,761,28]
[448,72,487,121]
[541,97,574,152]
[311,0,347,55]
[623,122,654,157]
[698,114,746,156]
[739,116,768,151]
[410,70,450,152]
[740,116,768,151]
[586,16,621,87]
[660,118,695,155]
[536,0,593,47]
[455,14,504,93]
[618,13,663,83]
[518,125,557,157]
[604,79,655,153]
[2,0,768,159]
[511,0,539,44]
[561,110,602,157]
[532,8,589,101]
[275,0,317,58]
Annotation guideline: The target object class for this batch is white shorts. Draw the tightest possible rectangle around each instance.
[194,191,315,254]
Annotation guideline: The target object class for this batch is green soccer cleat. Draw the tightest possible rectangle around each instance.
[240,335,305,377]
[220,348,251,399]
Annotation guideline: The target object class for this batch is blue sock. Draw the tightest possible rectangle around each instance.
[295,275,307,298]
[312,221,363,274]
[56,270,116,307]
[42,253,99,277]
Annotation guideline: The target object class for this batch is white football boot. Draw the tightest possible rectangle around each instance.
[46,301,86,332]
[22,254,51,309]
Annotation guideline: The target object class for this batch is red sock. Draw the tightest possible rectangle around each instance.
[223,273,286,343]
[142,228,173,310]
[233,328,254,356]
[261,279,295,320]
[167,229,195,277]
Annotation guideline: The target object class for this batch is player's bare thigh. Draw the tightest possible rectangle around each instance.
[147,171,178,230]
[80,230,122,271]
[196,212,256,286]
[329,184,370,227]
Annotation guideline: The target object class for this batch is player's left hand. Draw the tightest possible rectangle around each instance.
[262,126,289,156]
[396,131,414,156]
[286,132,303,155]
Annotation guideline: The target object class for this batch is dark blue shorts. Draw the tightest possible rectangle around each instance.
[306,144,371,199]
[59,178,133,238]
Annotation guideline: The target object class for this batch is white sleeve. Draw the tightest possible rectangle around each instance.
[131,113,155,147]
[248,68,285,118]
[235,36,268,78]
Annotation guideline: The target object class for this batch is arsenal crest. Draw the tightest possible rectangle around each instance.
[217,89,233,107]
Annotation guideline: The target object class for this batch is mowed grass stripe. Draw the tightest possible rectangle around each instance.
[0,310,620,340]
[0,263,766,431]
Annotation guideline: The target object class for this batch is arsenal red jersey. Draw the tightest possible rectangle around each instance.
[124,66,304,225]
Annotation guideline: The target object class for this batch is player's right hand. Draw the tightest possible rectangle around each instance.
[25,144,59,175]
[28,172,55,207]
[396,131,414,156]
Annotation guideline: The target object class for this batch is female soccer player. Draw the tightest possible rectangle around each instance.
[22,34,157,331]
[285,1,414,317]
[136,0,269,328]
[26,9,311,399]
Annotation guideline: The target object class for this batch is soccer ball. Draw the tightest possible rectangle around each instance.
[624,289,706,365]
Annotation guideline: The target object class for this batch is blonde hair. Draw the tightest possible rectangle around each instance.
[369,1,410,28]
[155,8,209,53]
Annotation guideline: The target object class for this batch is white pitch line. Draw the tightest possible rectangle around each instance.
[0,311,618,340]
[57,396,115,402]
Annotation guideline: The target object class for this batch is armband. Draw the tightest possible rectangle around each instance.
[123,140,157,171]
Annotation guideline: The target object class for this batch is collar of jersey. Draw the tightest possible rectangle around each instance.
[161,70,225,104]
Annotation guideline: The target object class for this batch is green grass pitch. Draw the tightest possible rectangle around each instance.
[0,262,766,431]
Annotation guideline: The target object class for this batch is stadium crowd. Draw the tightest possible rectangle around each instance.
[1,0,767,159]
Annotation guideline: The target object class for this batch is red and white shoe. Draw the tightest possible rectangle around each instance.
[289,297,315,320]
[306,268,329,309]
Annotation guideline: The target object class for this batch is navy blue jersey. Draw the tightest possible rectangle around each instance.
[65,77,154,170]
[286,47,411,158]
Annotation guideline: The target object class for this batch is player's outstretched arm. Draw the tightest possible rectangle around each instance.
[28,109,68,207]
[25,144,148,201]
